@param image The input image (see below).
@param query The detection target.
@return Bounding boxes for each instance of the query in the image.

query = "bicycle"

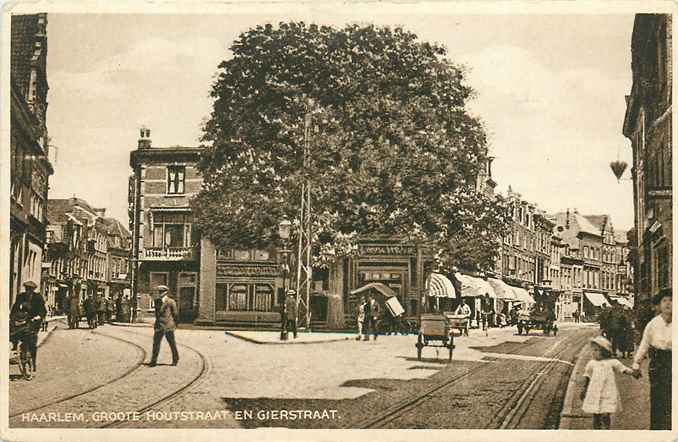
[10,327,34,381]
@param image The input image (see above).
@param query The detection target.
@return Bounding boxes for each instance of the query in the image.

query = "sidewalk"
[559,342,651,430]
[37,316,66,347]
[224,330,356,344]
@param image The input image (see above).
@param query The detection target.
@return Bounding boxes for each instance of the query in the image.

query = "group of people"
[9,281,47,380]
[580,289,671,430]
[65,292,133,329]
[355,294,381,341]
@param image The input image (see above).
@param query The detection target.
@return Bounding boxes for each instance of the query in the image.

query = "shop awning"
[585,292,610,307]
[487,278,516,300]
[511,286,535,304]
[425,273,456,298]
[610,295,634,308]
[350,282,396,298]
[455,273,496,298]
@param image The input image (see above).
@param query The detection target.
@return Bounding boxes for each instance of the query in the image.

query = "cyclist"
[10,296,33,380]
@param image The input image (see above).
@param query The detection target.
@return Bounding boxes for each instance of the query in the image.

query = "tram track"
[9,326,147,419]
[98,326,210,428]
[10,325,209,428]
[357,328,592,429]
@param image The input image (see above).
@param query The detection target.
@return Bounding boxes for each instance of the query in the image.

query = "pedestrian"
[96,294,106,326]
[116,294,123,322]
[580,335,637,429]
[632,288,672,430]
[454,299,471,336]
[368,294,380,340]
[84,293,97,329]
[105,296,114,323]
[283,290,298,340]
[12,281,46,376]
[573,309,580,323]
[355,297,367,341]
[68,292,81,329]
[121,295,131,323]
[149,285,179,367]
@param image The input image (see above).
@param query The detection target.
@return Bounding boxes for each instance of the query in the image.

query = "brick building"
[623,13,672,306]
[10,13,53,306]
[128,129,202,321]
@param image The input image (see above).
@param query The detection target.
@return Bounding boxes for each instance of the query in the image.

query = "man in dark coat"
[12,281,46,374]
[282,290,298,340]
[149,285,180,367]
[84,293,97,329]
[105,296,114,323]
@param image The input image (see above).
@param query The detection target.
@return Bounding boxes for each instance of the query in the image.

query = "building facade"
[44,198,131,311]
[10,13,53,306]
[129,129,202,321]
[623,13,672,306]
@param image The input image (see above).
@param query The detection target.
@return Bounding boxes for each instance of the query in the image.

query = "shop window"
[167,165,186,194]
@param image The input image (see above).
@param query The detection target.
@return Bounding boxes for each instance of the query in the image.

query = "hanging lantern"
[610,160,628,181]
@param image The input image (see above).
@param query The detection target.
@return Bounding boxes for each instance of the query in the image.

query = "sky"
[45,11,636,231]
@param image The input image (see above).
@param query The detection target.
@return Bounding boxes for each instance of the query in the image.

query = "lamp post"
[278,217,292,340]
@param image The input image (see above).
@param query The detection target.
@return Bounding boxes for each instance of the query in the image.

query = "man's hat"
[286,289,296,296]
[652,288,672,305]
[590,335,613,354]
[156,285,169,293]
[23,281,37,289]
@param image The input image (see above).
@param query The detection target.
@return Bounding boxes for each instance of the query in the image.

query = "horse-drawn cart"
[515,288,558,336]
[415,313,456,361]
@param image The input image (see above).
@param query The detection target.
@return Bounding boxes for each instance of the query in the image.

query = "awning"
[511,286,535,304]
[425,273,456,298]
[585,292,610,308]
[610,296,634,308]
[350,282,396,298]
[455,273,496,298]
[487,278,516,300]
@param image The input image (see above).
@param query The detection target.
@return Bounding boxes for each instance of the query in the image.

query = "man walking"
[368,294,380,340]
[149,285,179,367]
[67,292,80,329]
[84,293,97,328]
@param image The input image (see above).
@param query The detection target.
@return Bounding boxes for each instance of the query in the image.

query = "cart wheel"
[448,335,454,361]
[448,346,453,361]
[416,333,424,361]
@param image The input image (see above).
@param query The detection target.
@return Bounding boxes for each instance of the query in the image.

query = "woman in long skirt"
[632,288,672,430]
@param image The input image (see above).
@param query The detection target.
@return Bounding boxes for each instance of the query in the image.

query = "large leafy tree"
[193,22,510,271]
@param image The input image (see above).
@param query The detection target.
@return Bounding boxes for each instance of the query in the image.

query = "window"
[151,212,192,248]
[167,165,186,194]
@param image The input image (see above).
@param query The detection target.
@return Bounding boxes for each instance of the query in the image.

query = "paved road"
[9,321,596,429]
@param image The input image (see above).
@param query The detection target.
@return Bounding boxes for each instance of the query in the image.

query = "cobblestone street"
[10,320,598,429]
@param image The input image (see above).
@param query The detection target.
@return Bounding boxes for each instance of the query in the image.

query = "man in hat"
[283,290,298,340]
[632,288,672,430]
[84,292,97,329]
[13,281,46,374]
[149,285,179,367]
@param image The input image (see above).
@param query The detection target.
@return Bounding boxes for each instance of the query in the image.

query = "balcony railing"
[142,247,194,261]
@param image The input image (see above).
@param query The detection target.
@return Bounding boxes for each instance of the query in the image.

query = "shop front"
[487,277,517,317]
[455,273,496,327]
[583,291,610,320]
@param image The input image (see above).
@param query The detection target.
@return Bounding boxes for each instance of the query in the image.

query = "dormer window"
[167,165,185,194]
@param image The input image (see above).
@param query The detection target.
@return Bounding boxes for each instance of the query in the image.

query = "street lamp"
[278,216,292,340]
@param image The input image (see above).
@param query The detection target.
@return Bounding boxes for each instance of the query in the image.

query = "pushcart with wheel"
[415,313,455,362]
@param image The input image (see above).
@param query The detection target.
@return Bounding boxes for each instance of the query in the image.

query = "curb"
[224,330,353,345]
[558,335,594,428]
[37,318,63,347]
[111,321,152,328]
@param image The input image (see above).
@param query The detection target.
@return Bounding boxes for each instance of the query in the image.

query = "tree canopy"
[193,21,511,271]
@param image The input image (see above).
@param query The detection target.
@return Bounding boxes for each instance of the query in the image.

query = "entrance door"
[178,287,194,323]
[177,272,197,323]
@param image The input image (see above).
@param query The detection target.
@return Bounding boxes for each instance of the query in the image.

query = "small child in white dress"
[580,335,638,429]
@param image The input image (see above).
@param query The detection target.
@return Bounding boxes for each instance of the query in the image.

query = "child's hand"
[631,368,642,379]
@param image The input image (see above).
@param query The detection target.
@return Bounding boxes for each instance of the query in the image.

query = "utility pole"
[295,100,314,331]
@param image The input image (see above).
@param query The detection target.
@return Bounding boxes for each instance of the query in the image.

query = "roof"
[101,217,131,239]
[550,211,602,241]
[584,215,608,232]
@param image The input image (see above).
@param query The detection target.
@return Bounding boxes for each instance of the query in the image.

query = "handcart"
[415,313,455,362]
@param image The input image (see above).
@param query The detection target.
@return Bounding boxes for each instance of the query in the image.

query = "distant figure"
[68,293,80,329]
[96,295,106,326]
[355,296,367,341]
[454,299,471,336]
[84,293,97,329]
[367,294,380,340]
[283,290,298,340]
[149,285,179,367]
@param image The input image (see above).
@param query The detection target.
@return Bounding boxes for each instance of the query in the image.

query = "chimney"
[138,126,152,149]
[487,156,494,178]
[94,208,106,218]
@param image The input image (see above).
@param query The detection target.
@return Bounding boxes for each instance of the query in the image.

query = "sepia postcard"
[1,1,676,441]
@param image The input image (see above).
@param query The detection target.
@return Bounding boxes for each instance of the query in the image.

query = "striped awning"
[455,273,496,298]
[425,273,456,298]
[585,292,610,307]
[487,278,516,300]
[350,282,396,299]
[511,286,535,304]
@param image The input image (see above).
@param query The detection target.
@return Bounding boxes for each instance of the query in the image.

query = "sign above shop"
[216,263,280,277]
[359,244,415,256]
